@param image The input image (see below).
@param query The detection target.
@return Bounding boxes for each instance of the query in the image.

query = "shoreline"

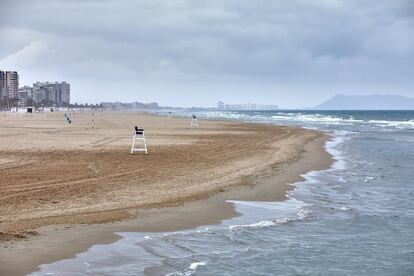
[0,112,332,276]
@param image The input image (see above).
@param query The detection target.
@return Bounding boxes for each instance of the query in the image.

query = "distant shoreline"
[0,111,332,276]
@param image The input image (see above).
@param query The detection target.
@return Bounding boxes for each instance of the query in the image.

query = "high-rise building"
[33,81,70,105]
[0,71,19,100]
[60,82,70,104]
[0,71,4,100]
[5,71,19,99]
[18,85,33,99]
[18,85,33,106]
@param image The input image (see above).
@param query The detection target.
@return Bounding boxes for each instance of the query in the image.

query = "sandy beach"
[0,111,331,275]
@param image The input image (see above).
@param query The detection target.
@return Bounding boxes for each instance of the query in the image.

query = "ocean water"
[33,110,414,276]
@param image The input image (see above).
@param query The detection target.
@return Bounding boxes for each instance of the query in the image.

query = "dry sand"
[0,111,332,276]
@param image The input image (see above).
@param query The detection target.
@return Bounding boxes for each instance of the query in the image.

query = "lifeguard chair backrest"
[135,126,144,134]
[192,115,197,119]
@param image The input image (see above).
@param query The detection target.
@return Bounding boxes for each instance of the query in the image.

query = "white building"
[220,102,279,110]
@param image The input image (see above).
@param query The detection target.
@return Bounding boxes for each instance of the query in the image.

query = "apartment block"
[33,81,70,105]
[18,85,33,106]
[0,71,4,100]
[0,71,19,100]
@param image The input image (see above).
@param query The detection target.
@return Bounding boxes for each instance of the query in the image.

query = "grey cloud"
[0,0,413,107]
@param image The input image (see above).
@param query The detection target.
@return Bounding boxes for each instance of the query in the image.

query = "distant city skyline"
[0,70,70,107]
[0,0,413,108]
[216,101,279,110]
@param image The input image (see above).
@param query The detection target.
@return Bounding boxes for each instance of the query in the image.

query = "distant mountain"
[313,94,414,110]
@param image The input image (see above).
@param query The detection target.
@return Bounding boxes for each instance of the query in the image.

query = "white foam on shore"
[229,220,278,231]
[189,261,207,270]
[166,261,207,276]
[227,198,313,232]
[368,119,414,129]
[325,132,347,171]
[195,110,414,131]
[364,176,375,182]
[271,113,362,125]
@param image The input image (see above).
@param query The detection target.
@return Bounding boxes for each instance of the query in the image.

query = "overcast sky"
[0,0,413,108]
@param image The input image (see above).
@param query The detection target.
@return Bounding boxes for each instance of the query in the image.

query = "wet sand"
[0,111,332,276]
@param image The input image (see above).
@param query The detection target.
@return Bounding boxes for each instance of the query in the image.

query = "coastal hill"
[313,94,414,110]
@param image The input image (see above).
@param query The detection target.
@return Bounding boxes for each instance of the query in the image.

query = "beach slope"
[0,112,331,275]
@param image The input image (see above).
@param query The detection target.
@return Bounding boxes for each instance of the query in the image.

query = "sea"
[32,110,414,276]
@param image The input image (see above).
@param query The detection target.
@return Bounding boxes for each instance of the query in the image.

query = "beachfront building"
[0,71,19,100]
[0,71,4,101]
[218,101,279,110]
[18,85,33,107]
[33,81,70,106]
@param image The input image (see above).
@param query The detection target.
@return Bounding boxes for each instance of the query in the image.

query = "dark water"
[33,110,414,276]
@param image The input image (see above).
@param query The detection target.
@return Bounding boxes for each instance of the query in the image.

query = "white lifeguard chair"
[190,115,198,128]
[131,126,148,154]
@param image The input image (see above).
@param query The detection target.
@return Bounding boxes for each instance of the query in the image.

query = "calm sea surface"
[33,110,414,276]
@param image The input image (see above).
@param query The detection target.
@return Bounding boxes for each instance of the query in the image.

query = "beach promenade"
[0,111,331,275]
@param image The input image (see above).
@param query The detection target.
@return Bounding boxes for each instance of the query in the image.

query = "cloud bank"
[0,0,413,107]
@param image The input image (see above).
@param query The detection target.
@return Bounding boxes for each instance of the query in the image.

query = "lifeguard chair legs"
[131,127,148,154]
[191,115,198,128]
